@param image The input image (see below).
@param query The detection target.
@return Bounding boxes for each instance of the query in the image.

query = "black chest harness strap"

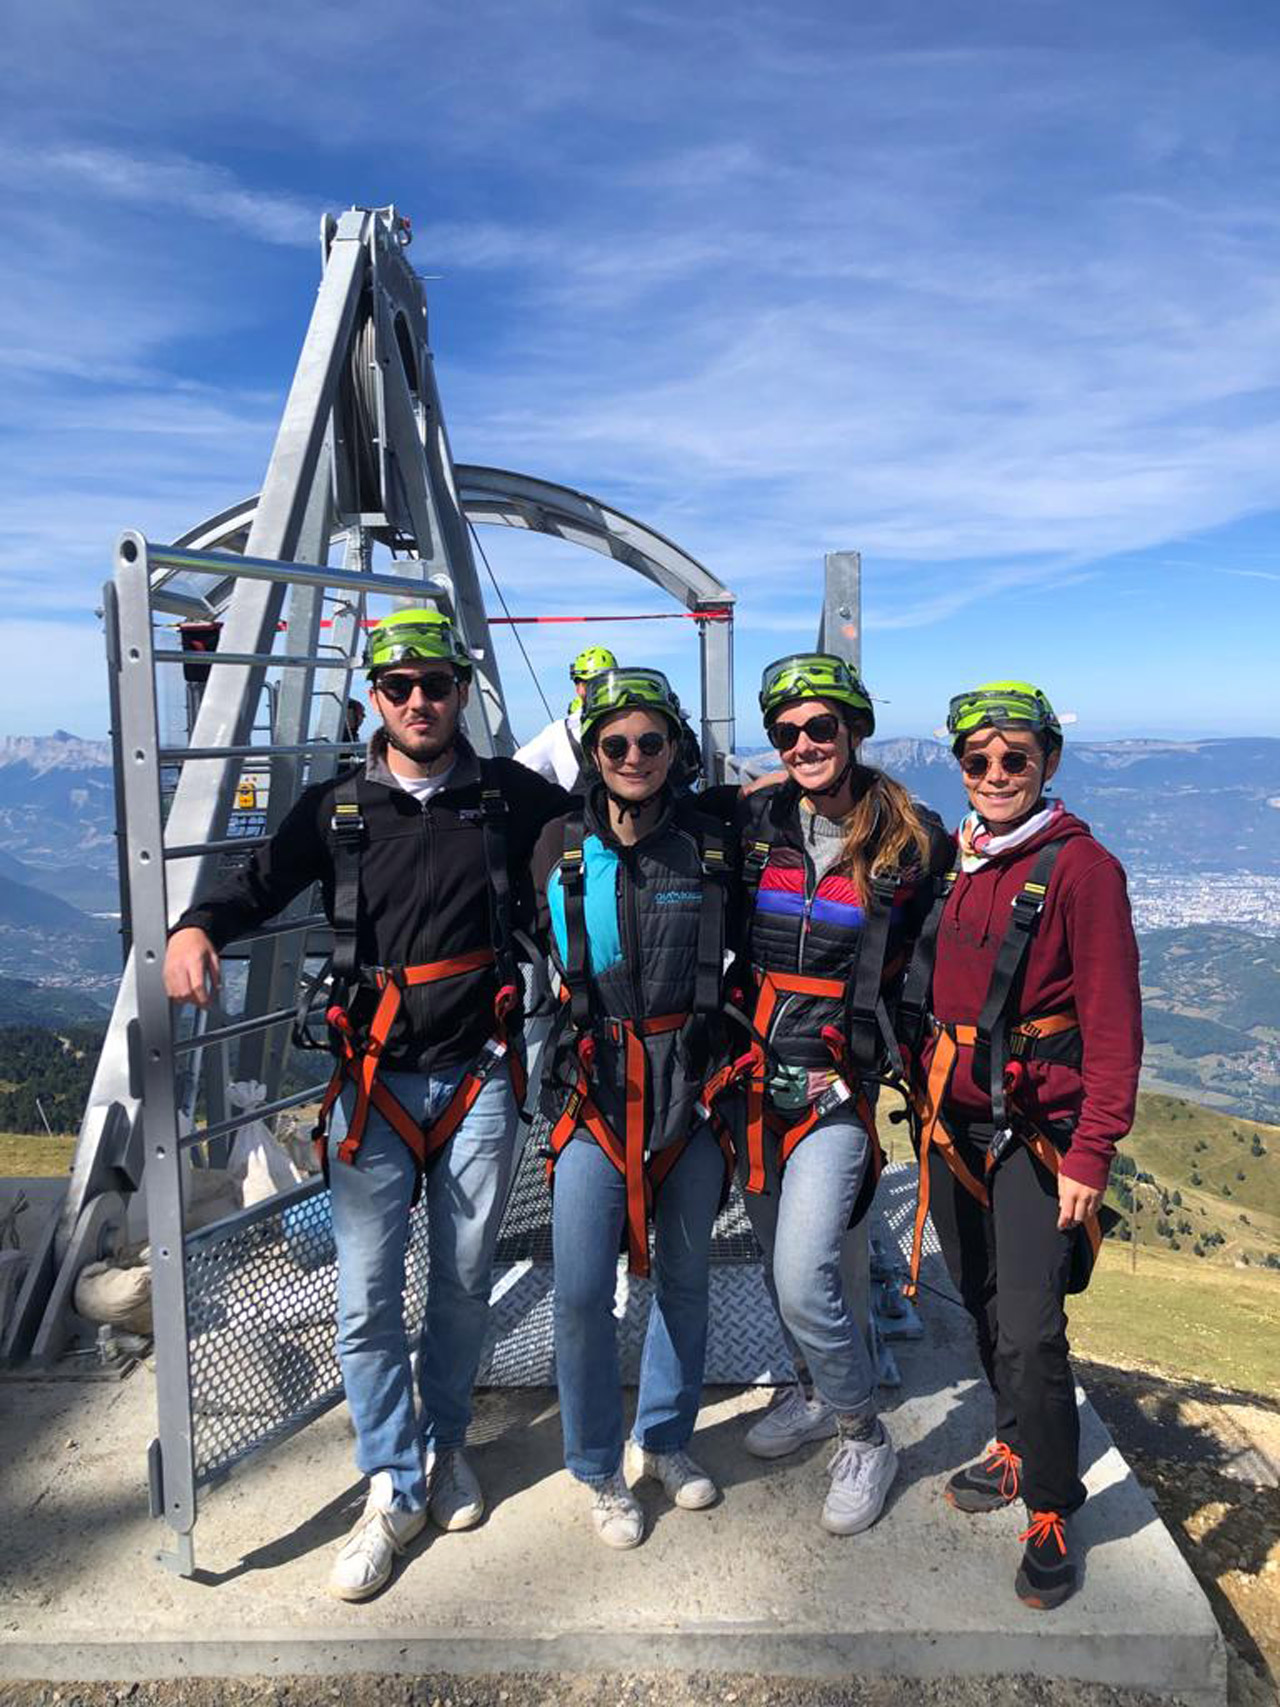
[898,838,1096,1295]
[306,765,526,1190]
[544,807,734,1277]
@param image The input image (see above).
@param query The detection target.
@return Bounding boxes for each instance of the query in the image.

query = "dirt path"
[1079,1358,1280,1705]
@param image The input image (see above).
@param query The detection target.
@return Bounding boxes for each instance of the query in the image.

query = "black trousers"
[926,1118,1086,1515]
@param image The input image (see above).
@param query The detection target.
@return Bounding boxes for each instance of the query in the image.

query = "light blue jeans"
[552,1125,724,1484]
[735,1104,878,1421]
[329,1064,518,1511]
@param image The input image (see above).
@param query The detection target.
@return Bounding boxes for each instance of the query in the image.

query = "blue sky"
[2,0,1280,743]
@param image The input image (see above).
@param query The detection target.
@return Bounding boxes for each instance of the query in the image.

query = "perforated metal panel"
[187,1181,429,1485]
[180,1156,936,1490]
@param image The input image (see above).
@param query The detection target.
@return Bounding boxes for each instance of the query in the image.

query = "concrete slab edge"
[0,1625,1228,1706]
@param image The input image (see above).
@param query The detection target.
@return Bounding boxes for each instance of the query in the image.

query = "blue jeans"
[553,1125,724,1484]
[736,1105,877,1421]
[329,1064,518,1511]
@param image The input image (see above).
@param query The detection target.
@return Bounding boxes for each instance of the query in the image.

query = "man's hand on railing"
[164,927,221,1008]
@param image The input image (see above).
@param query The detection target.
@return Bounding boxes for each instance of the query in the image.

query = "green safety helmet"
[580,667,683,744]
[946,680,1062,754]
[570,644,618,684]
[363,608,471,681]
[758,653,875,735]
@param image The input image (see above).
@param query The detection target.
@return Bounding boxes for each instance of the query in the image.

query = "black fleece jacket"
[173,734,568,1076]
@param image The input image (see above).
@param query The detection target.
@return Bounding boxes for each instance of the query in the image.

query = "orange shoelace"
[983,1441,1022,1501]
[1019,1509,1067,1555]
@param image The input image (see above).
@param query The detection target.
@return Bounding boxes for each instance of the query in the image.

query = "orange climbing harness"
[312,949,526,1179]
[544,1007,735,1277]
[903,1010,1100,1297]
[697,969,885,1207]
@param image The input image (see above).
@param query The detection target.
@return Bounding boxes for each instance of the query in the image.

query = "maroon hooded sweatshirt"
[924,808,1143,1192]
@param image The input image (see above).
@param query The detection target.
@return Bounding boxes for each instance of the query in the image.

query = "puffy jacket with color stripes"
[734,773,952,1072]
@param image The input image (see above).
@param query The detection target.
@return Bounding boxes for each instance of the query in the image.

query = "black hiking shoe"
[1015,1509,1077,1610]
[944,1441,1022,1513]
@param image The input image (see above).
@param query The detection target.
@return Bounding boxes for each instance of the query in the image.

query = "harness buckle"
[330,803,365,837]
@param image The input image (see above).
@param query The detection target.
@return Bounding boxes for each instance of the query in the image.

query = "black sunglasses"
[768,712,842,752]
[959,749,1035,779]
[599,731,669,761]
[374,670,456,706]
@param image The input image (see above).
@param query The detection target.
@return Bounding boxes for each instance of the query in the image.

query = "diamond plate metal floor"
[479,1159,937,1388]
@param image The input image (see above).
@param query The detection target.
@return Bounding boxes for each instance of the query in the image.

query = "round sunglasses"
[373,670,457,705]
[598,731,669,762]
[768,712,842,752]
[959,749,1037,779]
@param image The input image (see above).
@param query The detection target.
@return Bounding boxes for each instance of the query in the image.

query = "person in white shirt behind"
[514,646,618,791]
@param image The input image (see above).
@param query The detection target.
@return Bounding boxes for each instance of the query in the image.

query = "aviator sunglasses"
[599,731,669,761]
[768,712,842,752]
[959,749,1037,779]
[374,670,457,706]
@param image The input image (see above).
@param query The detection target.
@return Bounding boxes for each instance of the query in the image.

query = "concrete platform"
[0,1282,1226,1702]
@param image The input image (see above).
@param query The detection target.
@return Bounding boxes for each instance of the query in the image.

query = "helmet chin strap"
[605,779,668,820]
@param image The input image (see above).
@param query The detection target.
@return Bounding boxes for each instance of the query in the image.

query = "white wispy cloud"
[4,145,318,246]
[3,1,1280,742]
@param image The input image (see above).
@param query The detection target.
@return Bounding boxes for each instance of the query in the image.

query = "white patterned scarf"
[958,797,1065,873]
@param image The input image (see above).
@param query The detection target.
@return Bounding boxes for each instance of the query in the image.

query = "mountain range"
[0,728,1276,1016]
[823,736,1280,873]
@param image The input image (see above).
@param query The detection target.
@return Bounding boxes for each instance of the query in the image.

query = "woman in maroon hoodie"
[905,681,1141,1611]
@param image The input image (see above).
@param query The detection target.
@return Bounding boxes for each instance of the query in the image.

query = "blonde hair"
[838,767,929,898]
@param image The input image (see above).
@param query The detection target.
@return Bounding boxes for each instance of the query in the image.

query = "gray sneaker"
[821,1424,898,1536]
[744,1383,838,1460]
[425,1445,484,1532]
[625,1439,718,1509]
[589,1471,645,1549]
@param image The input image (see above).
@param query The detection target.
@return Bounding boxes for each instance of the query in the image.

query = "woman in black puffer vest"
[530,667,736,1552]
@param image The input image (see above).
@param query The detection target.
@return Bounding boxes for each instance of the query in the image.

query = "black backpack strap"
[896,861,958,1054]
[559,808,591,1030]
[972,838,1068,1131]
[740,786,778,900]
[477,759,516,986]
[328,772,365,988]
[843,872,903,1075]
[694,822,730,1015]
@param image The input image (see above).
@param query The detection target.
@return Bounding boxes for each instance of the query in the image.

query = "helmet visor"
[759,655,872,721]
[947,687,1056,738]
[366,618,461,673]
[581,667,680,733]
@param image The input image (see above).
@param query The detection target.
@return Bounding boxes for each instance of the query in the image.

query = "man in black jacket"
[165,609,567,1600]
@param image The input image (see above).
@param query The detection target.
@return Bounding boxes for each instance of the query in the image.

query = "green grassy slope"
[1071,1244,1280,1394]
[1110,1092,1280,1271]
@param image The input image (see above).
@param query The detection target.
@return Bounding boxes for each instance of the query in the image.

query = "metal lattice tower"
[3,205,738,1376]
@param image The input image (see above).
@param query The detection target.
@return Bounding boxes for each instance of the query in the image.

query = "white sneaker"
[821,1423,898,1536]
[624,1439,718,1510]
[327,1472,426,1600]
[744,1384,838,1460]
[425,1445,484,1532]
[588,1471,645,1549]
